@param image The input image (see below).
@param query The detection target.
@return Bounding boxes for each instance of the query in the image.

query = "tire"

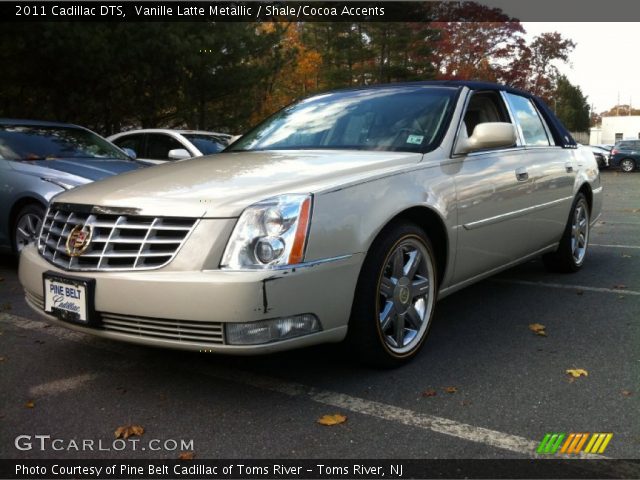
[347,222,438,367]
[619,158,636,173]
[543,193,590,273]
[12,203,45,254]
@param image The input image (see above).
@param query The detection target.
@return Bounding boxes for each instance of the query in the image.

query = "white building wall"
[594,116,640,144]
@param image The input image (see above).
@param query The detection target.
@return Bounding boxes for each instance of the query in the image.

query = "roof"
[355,80,531,97]
[109,129,230,137]
[0,118,83,129]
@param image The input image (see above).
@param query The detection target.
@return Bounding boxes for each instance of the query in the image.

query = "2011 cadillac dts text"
[19,82,603,366]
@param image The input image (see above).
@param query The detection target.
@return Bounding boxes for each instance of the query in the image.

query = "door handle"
[565,162,574,173]
[515,167,529,181]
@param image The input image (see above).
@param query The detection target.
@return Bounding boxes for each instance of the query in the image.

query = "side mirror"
[168,148,191,160]
[122,148,137,160]
[456,122,517,154]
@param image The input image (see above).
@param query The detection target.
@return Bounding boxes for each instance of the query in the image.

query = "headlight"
[221,194,312,269]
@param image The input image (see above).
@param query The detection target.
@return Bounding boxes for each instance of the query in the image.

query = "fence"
[570,131,590,145]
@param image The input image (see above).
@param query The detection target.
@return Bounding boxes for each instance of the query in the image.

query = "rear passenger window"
[505,93,551,146]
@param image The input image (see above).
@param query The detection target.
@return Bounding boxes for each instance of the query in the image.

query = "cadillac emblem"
[65,225,93,257]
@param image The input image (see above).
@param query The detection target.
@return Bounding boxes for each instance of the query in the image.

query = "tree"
[553,75,590,132]
[526,32,576,99]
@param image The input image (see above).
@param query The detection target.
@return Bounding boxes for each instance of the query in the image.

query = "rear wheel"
[12,203,45,254]
[347,223,437,367]
[620,158,636,173]
[543,193,590,273]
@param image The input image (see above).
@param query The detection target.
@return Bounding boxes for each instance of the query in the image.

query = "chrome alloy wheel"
[620,159,635,173]
[571,201,589,265]
[15,213,42,252]
[377,237,435,355]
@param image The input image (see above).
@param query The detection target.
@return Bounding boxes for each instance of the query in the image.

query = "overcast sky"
[521,23,639,113]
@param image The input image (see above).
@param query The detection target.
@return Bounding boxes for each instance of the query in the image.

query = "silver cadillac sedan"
[19,81,602,366]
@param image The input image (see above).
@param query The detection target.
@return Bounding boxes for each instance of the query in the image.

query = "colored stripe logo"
[537,433,613,455]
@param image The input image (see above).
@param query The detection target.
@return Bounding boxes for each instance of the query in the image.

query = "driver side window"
[463,91,511,137]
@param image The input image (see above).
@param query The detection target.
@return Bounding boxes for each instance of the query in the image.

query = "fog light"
[225,314,321,345]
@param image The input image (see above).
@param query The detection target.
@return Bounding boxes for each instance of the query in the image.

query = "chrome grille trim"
[38,205,198,271]
[101,313,225,344]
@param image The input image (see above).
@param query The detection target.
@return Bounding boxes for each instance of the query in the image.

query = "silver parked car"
[19,82,602,366]
[108,129,232,165]
[0,119,145,254]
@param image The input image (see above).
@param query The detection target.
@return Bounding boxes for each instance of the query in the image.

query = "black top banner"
[4,0,640,22]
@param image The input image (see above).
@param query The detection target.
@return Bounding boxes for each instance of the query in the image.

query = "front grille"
[38,205,197,271]
[101,313,225,344]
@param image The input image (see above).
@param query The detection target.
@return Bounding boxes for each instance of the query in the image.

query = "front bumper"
[19,245,364,354]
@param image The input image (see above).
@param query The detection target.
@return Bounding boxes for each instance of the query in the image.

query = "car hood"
[11,157,144,181]
[52,150,423,217]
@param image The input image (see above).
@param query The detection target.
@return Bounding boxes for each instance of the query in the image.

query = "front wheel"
[620,158,636,173]
[347,223,437,367]
[12,203,45,254]
[543,193,590,273]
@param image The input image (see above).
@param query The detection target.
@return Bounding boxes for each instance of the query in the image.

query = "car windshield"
[229,86,457,153]
[182,134,228,155]
[0,125,130,161]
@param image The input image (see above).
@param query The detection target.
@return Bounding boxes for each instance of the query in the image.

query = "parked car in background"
[108,129,232,164]
[19,81,602,367]
[0,119,145,253]
[609,140,640,172]
[581,145,610,169]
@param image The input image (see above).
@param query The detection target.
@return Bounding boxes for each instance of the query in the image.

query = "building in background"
[590,116,640,145]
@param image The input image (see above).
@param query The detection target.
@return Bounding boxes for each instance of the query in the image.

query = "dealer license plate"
[44,273,90,323]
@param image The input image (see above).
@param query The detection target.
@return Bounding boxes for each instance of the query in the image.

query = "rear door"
[503,92,574,247]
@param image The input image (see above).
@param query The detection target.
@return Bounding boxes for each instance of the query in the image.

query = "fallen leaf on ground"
[317,414,347,426]
[613,284,627,290]
[621,390,633,397]
[114,424,145,439]
[178,452,195,460]
[443,386,457,394]
[528,323,547,336]
[0,356,5,362]
[0,277,4,282]
[421,389,437,397]
[566,368,588,378]
[25,400,35,408]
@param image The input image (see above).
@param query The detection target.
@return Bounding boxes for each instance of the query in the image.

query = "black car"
[610,140,640,173]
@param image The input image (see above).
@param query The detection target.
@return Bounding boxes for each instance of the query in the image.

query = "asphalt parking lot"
[0,170,638,464]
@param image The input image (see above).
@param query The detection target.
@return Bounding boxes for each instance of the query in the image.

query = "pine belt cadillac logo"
[65,225,93,256]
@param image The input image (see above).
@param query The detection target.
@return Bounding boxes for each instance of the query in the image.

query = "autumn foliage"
[0,6,579,135]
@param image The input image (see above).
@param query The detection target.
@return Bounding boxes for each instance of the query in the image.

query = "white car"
[108,129,232,165]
